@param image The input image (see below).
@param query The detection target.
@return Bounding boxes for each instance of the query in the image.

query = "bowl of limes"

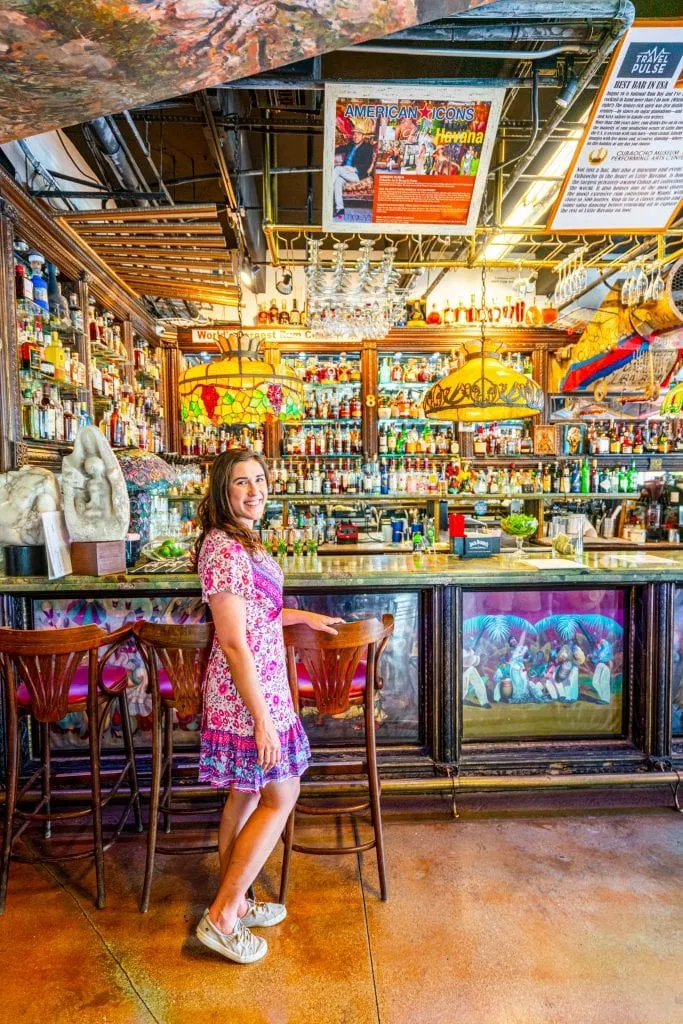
[143,537,191,562]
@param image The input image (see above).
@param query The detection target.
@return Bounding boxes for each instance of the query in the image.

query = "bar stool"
[279,614,394,903]
[0,623,142,913]
[134,621,221,913]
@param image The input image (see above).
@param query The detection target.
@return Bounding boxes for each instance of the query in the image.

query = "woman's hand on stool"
[283,609,344,635]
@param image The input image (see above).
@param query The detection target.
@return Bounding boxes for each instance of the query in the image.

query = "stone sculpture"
[0,466,61,545]
[61,426,130,541]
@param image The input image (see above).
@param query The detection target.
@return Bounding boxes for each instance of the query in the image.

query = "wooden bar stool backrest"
[283,615,394,716]
[0,625,109,723]
[134,622,214,717]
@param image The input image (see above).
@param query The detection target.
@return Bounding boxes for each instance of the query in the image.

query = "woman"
[192,449,342,964]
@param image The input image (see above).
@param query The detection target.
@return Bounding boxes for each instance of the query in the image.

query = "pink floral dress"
[198,528,310,792]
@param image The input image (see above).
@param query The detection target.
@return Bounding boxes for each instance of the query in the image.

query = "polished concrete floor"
[0,792,681,1024]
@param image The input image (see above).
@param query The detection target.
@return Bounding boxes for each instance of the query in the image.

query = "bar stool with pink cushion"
[0,623,142,913]
[134,620,221,913]
[279,614,394,903]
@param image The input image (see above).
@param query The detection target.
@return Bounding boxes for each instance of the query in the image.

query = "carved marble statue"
[61,427,130,541]
[0,466,61,545]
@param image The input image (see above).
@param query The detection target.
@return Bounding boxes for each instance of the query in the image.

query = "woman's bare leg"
[210,776,299,933]
[218,788,260,880]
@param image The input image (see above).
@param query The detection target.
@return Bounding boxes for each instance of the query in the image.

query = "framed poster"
[323,83,505,234]
[548,21,683,232]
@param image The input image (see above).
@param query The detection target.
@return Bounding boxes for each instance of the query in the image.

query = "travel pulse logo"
[617,41,683,78]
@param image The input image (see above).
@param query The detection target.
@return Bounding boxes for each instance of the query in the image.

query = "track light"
[275,269,293,295]
[556,66,579,109]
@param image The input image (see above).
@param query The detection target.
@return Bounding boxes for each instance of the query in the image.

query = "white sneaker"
[241,898,287,928]
[196,908,267,964]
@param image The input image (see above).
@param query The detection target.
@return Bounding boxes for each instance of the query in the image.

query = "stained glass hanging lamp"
[177,247,304,427]
[423,265,543,422]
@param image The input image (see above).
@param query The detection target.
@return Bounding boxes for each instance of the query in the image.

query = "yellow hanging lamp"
[423,339,544,422]
[178,331,304,427]
[423,265,543,423]
[660,381,683,417]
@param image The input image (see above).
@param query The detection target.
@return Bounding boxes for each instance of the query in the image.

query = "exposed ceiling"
[10,0,681,313]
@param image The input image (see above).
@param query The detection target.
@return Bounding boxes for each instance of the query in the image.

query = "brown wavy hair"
[191,448,269,568]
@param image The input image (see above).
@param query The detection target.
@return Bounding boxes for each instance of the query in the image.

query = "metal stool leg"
[278,808,296,905]
[118,693,143,833]
[365,691,387,901]
[162,706,173,835]
[40,722,52,840]
[87,691,106,910]
[0,707,20,914]
[141,695,163,913]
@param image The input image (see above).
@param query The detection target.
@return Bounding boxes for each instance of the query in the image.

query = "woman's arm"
[209,591,281,771]
[282,608,343,634]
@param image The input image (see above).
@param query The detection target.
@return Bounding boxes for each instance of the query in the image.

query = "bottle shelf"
[300,380,361,389]
[20,369,86,393]
[279,453,364,459]
[168,490,640,504]
[287,418,362,426]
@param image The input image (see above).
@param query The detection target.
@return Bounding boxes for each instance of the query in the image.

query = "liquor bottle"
[278,301,290,325]
[390,357,404,383]
[442,301,454,325]
[290,299,301,326]
[268,297,279,324]
[658,423,671,454]
[617,465,628,493]
[542,463,551,493]
[466,293,477,323]
[257,302,269,325]
[426,303,442,325]
[626,459,638,492]
[15,261,33,304]
[561,463,571,494]
[609,423,621,455]
[590,458,600,493]
[580,457,590,494]
[28,253,48,311]
[520,430,533,455]
[473,426,487,456]
[621,423,633,454]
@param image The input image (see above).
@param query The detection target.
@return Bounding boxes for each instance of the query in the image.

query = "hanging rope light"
[423,265,543,422]
[178,331,304,426]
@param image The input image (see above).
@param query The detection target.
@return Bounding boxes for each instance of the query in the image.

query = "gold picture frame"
[533,424,558,456]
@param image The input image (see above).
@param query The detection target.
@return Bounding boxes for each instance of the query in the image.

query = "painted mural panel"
[287,591,420,745]
[0,1,487,144]
[671,588,683,737]
[33,595,207,751]
[32,588,419,752]
[462,588,626,741]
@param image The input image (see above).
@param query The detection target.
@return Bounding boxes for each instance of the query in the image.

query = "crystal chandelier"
[306,239,405,340]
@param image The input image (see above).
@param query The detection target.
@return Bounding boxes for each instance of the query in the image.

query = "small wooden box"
[70,540,126,577]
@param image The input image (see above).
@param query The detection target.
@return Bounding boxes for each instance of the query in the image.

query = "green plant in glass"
[500,513,538,555]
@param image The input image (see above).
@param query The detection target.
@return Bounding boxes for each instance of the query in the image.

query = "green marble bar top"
[1,549,683,593]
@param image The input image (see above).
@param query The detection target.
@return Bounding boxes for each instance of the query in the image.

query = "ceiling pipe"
[120,110,174,206]
[214,90,267,293]
[89,116,150,207]
[342,42,593,59]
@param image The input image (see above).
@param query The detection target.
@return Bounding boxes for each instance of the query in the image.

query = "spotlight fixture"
[556,59,579,109]
[276,269,293,295]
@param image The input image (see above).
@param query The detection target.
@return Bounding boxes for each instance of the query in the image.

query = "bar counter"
[2,548,683,591]
[1,551,682,800]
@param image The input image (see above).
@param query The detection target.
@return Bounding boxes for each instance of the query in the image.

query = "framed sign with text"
[323,83,505,234]
[548,21,683,232]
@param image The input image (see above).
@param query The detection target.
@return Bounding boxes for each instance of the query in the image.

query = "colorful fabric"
[198,529,309,792]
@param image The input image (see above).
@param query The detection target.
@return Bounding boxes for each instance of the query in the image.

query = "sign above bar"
[323,82,505,235]
[177,325,312,351]
[177,326,230,352]
[548,21,683,232]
